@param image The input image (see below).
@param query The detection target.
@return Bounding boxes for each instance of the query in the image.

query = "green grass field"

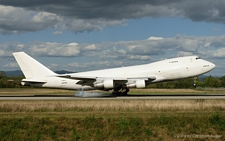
[0,88,225,140]
[0,99,225,140]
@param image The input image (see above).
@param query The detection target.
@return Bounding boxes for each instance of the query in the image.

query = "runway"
[1,94,225,100]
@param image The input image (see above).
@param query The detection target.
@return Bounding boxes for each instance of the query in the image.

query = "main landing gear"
[112,85,129,96]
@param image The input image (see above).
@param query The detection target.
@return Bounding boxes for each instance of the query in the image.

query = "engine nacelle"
[127,79,146,88]
[94,79,114,89]
[103,79,114,89]
[136,80,146,88]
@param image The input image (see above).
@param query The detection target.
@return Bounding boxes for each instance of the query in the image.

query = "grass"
[0,88,225,140]
[0,99,225,113]
[0,88,74,95]
[129,88,225,94]
[0,117,224,140]
[0,111,224,140]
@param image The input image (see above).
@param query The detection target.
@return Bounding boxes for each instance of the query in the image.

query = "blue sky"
[0,1,225,76]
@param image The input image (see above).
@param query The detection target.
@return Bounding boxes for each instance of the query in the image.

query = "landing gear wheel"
[112,88,129,96]
[122,88,129,96]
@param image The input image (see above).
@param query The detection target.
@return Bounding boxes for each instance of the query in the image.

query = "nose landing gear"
[193,77,197,87]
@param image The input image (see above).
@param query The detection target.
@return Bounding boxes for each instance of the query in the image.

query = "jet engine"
[127,79,146,88]
[136,79,146,88]
[94,79,114,89]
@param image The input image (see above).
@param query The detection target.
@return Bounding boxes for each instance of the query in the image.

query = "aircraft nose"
[202,60,215,73]
[208,61,216,70]
[211,63,216,69]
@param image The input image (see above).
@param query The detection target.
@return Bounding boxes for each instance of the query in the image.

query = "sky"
[0,0,225,76]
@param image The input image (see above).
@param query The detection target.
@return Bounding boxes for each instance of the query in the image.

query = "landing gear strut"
[193,77,197,87]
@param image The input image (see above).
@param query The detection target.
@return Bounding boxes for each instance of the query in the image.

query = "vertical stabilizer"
[13,52,56,79]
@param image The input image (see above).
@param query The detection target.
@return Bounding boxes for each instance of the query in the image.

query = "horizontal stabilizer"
[22,79,47,83]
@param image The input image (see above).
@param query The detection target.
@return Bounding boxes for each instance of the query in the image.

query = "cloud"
[211,48,225,58]
[67,61,114,71]
[0,5,125,34]
[127,55,151,61]
[1,35,225,60]
[0,5,126,34]
[48,63,60,70]
[176,51,193,57]
[0,42,25,57]
[147,36,164,40]
[1,35,225,59]
[4,62,18,68]
[53,31,63,35]
[0,1,180,19]
[1,35,225,76]
[0,5,61,34]
[29,42,81,57]
[1,0,225,34]
[62,18,126,33]
[82,44,97,51]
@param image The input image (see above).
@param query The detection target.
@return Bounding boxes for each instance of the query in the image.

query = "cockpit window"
[196,57,201,60]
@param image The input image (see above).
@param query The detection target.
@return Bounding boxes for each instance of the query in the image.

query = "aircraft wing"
[56,74,95,85]
[57,74,156,86]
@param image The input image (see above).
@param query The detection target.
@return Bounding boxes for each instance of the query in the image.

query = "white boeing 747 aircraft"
[13,52,215,95]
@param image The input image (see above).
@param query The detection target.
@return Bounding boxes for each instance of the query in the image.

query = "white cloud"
[1,35,225,60]
[128,55,151,60]
[204,42,211,47]
[29,42,81,57]
[1,35,225,76]
[83,44,97,51]
[176,51,193,57]
[147,36,164,40]
[32,12,59,23]
[4,62,18,68]
[68,61,111,68]
[0,5,62,34]
[53,31,63,35]
[212,48,225,58]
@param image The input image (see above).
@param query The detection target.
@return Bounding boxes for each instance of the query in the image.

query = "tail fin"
[13,52,56,79]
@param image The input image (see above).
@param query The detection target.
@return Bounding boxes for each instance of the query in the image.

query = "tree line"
[1,71,225,88]
[150,76,225,89]
[0,71,24,88]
